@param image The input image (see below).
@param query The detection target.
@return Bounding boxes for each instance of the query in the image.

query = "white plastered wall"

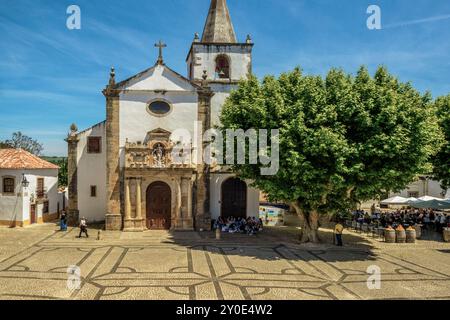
[26,169,59,220]
[0,169,24,222]
[390,179,448,199]
[0,168,58,224]
[118,65,199,167]
[77,122,107,222]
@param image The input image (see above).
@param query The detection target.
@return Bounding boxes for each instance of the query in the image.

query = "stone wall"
[105,91,122,230]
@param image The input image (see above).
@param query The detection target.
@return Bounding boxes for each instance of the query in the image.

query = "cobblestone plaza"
[0,224,449,300]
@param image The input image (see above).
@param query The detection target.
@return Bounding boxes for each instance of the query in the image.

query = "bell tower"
[186,0,254,84]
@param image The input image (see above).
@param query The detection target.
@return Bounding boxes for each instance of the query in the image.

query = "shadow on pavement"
[165,226,378,263]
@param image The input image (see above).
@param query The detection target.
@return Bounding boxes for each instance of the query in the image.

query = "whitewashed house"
[361,176,449,209]
[0,149,59,227]
[388,176,449,200]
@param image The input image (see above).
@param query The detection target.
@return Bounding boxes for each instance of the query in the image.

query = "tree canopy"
[1,132,43,156]
[0,141,10,149]
[220,66,443,242]
[432,95,450,189]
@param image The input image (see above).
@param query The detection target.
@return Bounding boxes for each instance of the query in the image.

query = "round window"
[148,101,171,116]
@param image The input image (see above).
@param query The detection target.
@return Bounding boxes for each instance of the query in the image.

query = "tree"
[220,66,443,243]
[432,95,450,190]
[5,132,43,156]
[0,141,11,149]
[44,157,68,187]
[57,158,68,187]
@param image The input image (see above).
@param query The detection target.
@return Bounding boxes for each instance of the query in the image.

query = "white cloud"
[384,14,450,29]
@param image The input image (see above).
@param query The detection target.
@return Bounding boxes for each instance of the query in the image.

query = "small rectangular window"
[37,178,44,198]
[90,186,97,198]
[87,137,102,154]
[3,177,15,193]
[43,201,49,214]
[408,191,419,198]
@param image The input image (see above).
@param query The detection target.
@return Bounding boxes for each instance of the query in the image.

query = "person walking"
[60,211,67,231]
[335,221,344,247]
[439,214,447,233]
[78,217,89,238]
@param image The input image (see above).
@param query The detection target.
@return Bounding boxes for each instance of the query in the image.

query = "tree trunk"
[291,202,321,243]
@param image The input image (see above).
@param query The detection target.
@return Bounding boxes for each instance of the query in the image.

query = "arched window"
[2,177,15,194]
[215,55,230,79]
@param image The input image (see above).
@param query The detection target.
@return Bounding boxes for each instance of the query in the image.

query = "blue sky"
[1,0,449,156]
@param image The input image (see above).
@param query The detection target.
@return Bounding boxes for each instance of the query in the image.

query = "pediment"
[144,128,172,144]
[115,64,200,92]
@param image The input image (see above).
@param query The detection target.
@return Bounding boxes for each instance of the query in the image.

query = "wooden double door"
[221,178,247,220]
[146,182,172,230]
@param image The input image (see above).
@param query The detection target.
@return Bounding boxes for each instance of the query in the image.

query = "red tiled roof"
[0,149,59,170]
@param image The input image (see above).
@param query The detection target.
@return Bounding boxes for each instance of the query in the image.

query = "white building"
[67,0,260,231]
[0,149,59,227]
[388,176,449,200]
[361,176,449,209]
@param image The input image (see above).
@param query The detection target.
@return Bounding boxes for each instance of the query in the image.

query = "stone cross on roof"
[155,40,167,65]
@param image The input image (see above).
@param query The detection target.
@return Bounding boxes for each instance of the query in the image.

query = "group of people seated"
[351,208,450,232]
[213,216,264,235]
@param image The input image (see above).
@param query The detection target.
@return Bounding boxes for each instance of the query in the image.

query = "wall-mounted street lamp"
[21,174,29,188]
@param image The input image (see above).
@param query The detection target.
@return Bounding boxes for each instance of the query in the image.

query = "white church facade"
[67,0,260,231]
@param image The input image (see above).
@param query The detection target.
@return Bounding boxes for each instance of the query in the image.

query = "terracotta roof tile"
[0,149,59,170]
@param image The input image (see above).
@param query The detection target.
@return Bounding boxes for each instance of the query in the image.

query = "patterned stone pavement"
[0,224,449,300]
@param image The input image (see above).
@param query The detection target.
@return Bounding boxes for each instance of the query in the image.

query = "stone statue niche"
[152,143,166,168]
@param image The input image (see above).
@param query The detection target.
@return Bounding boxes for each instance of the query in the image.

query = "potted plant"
[385,226,396,243]
[444,227,450,242]
[395,225,406,243]
[406,226,416,243]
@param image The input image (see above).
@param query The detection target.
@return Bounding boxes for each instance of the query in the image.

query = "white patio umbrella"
[417,196,443,202]
[381,196,408,205]
[405,197,419,204]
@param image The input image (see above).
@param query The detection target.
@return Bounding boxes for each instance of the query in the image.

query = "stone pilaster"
[195,87,214,231]
[134,178,144,231]
[173,177,194,231]
[65,124,79,226]
[124,177,144,232]
[126,178,132,219]
[103,68,122,231]
[185,177,193,220]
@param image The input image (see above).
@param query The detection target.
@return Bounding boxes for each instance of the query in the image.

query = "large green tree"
[220,66,443,243]
[432,95,450,190]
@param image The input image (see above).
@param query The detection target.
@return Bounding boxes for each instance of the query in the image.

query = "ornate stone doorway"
[221,178,247,220]
[146,181,172,230]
